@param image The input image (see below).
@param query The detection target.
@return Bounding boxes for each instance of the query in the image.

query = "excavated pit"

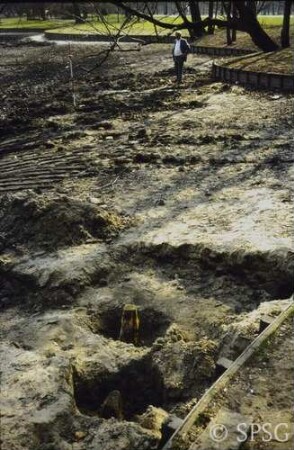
[73,356,165,420]
[134,244,294,300]
[88,305,172,346]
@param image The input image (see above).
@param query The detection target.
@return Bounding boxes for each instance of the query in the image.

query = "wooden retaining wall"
[212,62,294,91]
[44,31,175,43]
[190,45,252,56]
[44,31,253,57]
[162,299,294,450]
[0,31,41,43]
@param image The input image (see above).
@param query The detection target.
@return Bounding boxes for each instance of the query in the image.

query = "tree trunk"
[232,2,237,42]
[208,1,214,34]
[246,0,257,16]
[73,1,83,24]
[226,1,233,45]
[235,1,279,51]
[189,1,205,37]
[281,0,292,48]
[39,5,46,21]
[82,9,88,20]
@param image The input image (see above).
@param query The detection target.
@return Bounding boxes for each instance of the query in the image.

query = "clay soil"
[0,41,293,450]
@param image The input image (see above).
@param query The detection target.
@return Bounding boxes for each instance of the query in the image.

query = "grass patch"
[258,15,294,27]
[0,18,74,30]
[0,15,187,35]
[44,15,189,36]
[1,14,292,31]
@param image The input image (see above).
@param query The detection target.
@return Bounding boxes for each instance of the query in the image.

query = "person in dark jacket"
[172,31,190,84]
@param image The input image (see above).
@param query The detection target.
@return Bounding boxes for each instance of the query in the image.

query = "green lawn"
[44,15,188,36]
[0,17,74,29]
[258,15,294,27]
[0,14,293,35]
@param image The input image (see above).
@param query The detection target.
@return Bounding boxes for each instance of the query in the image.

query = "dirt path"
[0,42,293,450]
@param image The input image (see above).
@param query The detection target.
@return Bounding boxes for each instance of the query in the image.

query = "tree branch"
[202,17,247,32]
[175,1,191,26]
[110,1,187,30]
[110,1,247,33]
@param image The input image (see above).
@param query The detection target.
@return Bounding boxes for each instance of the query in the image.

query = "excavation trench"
[88,305,172,347]
[127,243,294,299]
[73,355,165,421]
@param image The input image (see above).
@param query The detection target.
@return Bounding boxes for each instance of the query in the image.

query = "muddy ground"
[181,310,294,450]
[0,41,293,450]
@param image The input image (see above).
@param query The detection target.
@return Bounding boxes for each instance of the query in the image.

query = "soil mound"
[0,193,130,251]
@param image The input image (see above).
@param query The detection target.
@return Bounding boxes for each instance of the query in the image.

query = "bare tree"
[223,1,233,45]
[246,0,257,16]
[71,5,144,76]
[207,1,215,35]
[221,1,237,44]
[189,1,205,37]
[232,2,237,42]
[256,1,268,14]
[281,0,293,48]
[233,0,278,51]
[72,1,83,24]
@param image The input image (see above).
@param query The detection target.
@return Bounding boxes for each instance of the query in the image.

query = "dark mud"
[0,192,132,252]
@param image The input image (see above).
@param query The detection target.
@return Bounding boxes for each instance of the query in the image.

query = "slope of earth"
[196,24,294,51]
[222,48,294,75]
[0,42,293,450]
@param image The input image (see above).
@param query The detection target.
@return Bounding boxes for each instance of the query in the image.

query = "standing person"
[172,31,190,84]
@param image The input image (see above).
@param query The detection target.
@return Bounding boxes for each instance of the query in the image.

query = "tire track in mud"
[0,145,99,192]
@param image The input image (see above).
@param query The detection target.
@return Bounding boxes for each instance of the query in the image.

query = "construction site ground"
[0,41,293,450]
